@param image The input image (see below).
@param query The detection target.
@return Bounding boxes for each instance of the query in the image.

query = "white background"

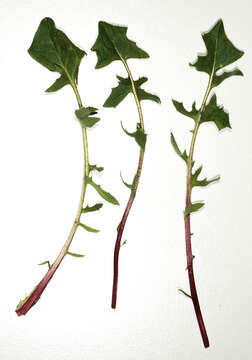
[0,0,251,359]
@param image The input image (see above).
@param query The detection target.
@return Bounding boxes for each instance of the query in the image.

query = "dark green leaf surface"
[28,18,86,91]
[75,107,100,128]
[104,76,160,107]
[191,166,220,188]
[212,68,243,88]
[201,94,231,130]
[82,203,103,213]
[89,164,104,173]
[86,177,119,205]
[172,100,199,121]
[67,251,85,258]
[190,19,244,83]
[170,133,188,163]
[184,202,204,216]
[91,21,149,69]
[121,122,147,150]
[79,223,100,233]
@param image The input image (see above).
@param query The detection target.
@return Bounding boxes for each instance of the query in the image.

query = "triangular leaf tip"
[28,17,86,92]
[91,21,149,69]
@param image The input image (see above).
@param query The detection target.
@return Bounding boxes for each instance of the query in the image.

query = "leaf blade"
[86,177,119,205]
[28,17,86,91]
[91,21,149,69]
[78,223,100,233]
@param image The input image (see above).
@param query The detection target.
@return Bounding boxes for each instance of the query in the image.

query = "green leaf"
[191,165,220,188]
[172,100,199,121]
[184,202,204,216]
[28,17,86,92]
[120,172,132,190]
[190,19,244,85]
[178,288,192,299]
[120,172,138,199]
[170,132,188,163]
[91,21,149,69]
[121,122,147,150]
[89,164,104,173]
[38,260,51,269]
[79,223,100,233]
[212,68,243,88]
[75,107,100,128]
[67,251,85,258]
[121,239,127,247]
[82,203,103,214]
[86,176,119,205]
[104,76,160,107]
[201,93,231,130]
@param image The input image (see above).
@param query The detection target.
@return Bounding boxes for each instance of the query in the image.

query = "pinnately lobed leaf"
[28,17,86,92]
[184,202,205,216]
[200,94,231,130]
[91,21,149,68]
[121,122,147,150]
[190,19,244,87]
[75,107,100,128]
[86,176,119,205]
[104,76,160,107]
[172,100,199,122]
[82,203,103,213]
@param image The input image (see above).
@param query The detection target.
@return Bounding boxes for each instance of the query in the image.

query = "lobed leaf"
[170,133,188,163]
[201,93,231,130]
[121,122,147,150]
[104,76,160,107]
[91,21,149,69]
[82,203,103,214]
[172,100,199,121]
[78,223,100,233]
[86,176,119,205]
[212,68,243,88]
[89,164,104,173]
[28,17,86,92]
[67,251,85,258]
[75,107,100,128]
[190,19,244,85]
[184,202,204,216]
[191,165,220,188]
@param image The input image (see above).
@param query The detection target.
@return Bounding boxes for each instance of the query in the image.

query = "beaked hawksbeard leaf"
[82,203,103,214]
[67,251,85,258]
[190,19,244,87]
[28,17,86,92]
[75,107,100,128]
[184,202,205,216]
[104,76,160,107]
[201,93,230,130]
[79,223,100,233]
[91,21,149,69]
[89,164,104,173]
[121,122,147,150]
[170,133,188,163]
[191,166,220,188]
[172,100,199,122]
[86,176,119,205]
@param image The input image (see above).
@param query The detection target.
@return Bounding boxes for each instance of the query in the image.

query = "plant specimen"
[91,21,160,309]
[171,19,244,347]
[16,18,119,316]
